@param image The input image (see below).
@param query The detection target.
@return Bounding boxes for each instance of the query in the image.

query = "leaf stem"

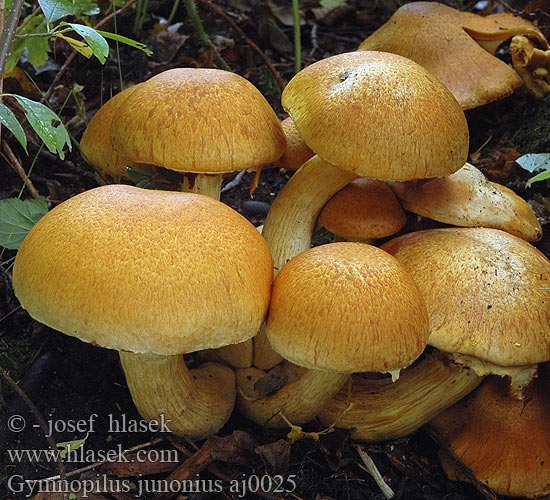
[184,0,231,71]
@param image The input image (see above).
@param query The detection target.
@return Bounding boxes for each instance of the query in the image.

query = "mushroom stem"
[119,352,236,439]
[182,173,223,200]
[201,340,253,369]
[236,366,350,427]
[254,156,357,369]
[317,353,483,442]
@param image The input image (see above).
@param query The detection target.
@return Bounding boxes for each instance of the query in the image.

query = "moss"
[512,94,550,154]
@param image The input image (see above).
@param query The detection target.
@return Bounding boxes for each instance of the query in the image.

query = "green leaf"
[66,24,109,64]
[527,169,550,187]
[0,103,27,152]
[96,30,153,56]
[5,15,50,73]
[39,0,99,24]
[0,197,48,250]
[55,433,89,459]
[12,96,71,159]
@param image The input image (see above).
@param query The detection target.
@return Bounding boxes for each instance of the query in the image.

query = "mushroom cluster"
[12,4,550,496]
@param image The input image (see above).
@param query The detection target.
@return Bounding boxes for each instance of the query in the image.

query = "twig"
[30,437,165,482]
[0,366,68,500]
[0,304,21,323]
[166,434,193,456]
[356,445,394,499]
[43,0,137,102]
[184,0,231,71]
[198,0,285,90]
[221,169,246,193]
[2,139,40,198]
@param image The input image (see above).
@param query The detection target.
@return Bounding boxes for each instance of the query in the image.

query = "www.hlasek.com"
[7,473,299,498]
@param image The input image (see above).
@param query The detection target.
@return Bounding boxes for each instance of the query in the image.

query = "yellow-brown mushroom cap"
[381,228,550,367]
[318,178,406,240]
[431,375,550,498]
[275,116,315,171]
[358,2,545,109]
[110,68,286,174]
[281,51,468,180]
[80,86,141,180]
[388,163,542,241]
[13,185,273,355]
[266,242,430,373]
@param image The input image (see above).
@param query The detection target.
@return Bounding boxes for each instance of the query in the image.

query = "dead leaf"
[254,367,288,396]
[148,29,190,65]
[255,439,291,472]
[208,430,258,464]
[317,427,354,471]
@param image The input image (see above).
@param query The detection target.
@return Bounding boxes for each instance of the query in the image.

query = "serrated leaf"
[66,23,109,64]
[527,169,550,187]
[12,96,71,159]
[96,30,153,56]
[0,197,48,250]
[516,153,550,173]
[0,103,27,152]
[56,33,93,59]
[39,0,99,24]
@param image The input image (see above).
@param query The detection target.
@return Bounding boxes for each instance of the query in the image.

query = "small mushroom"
[381,227,550,399]
[238,243,429,427]
[388,163,542,241]
[430,375,550,498]
[13,185,273,438]
[358,2,550,108]
[318,178,406,243]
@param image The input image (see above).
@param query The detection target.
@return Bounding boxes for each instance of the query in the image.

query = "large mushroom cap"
[267,242,429,373]
[13,185,273,355]
[318,178,406,240]
[358,2,546,109]
[110,68,285,174]
[388,163,542,241]
[281,51,468,180]
[381,228,550,367]
[431,375,550,497]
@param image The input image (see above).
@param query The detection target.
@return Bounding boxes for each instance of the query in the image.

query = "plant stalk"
[292,0,301,73]
[184,0,231,71]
